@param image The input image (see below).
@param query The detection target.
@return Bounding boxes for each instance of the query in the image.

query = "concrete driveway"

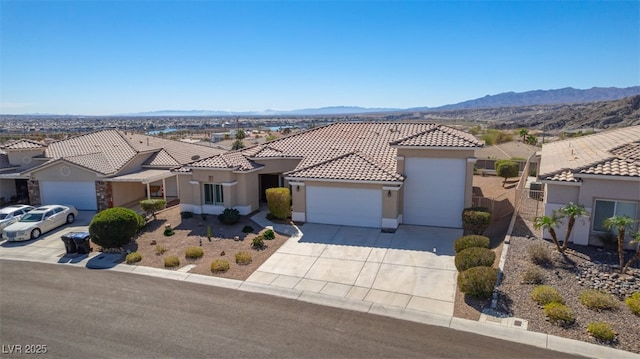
[247,222,462,316]
[0,211,95,263]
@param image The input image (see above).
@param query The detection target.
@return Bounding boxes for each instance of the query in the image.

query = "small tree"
[526,134,538,145]
[622,232,640,274]
[231,139,244,150]
[495,160,519,187]
[603,215,635,273]
[89,207,140,249]
[235,129,246,140]
[139,199,166,220]
[518,128,529,142]
[266,187,291,219]
[558,202,588,252]
[534,211,564,253]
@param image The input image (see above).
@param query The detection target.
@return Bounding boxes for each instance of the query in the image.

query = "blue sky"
[1,1,638,115]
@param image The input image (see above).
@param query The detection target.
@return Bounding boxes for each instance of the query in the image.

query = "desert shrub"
[587,322,616,342]
[163,224,175,236]
[164,255,180,268]
[136,214,147,232]
[252,236,265,250]
[454,247,496,272]
[527,243,551,265]
[211,259,230,273]
[543,302,575,326]
[461,207,491,235]
[482,129,513,145]
[531,285,564,306]
[218,208,240,224]
[454,235,490,253]
[180,211,193,218]
[457,266,498,299]
[625,292,640,315]
[155,244,168,255]
[266,187,291,219]
[185,246,204,259]
[235,251,252,265]
[125,252,142,264]
[495,160,519,186]
[242,225,254,233]
[263,229,276,240]
[139,199,166,219]
[89,207,140,249]
[579,290,619,311]
[521,267,544,284]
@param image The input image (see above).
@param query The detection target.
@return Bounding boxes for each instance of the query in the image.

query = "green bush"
[586,322,616,342]
[218,208,240,224]
[521,267,544,284]
[495,160,519,186]
[263,229,276,240]
[461,208,491,235]
[242,225,254,233]
[139,199,166,219]
[125,252,142,264]
[454,247,496,272]
[531,285,564,306]
[266,187,291,219]
[252,236,265,250]
[211,259,230,273]
[89,207,140,249]
[527,243,551,265]
[155,244,167,255]
[457,266,498,299]
[454,235,490,253]
[543,302,575,326]
[164,255,180,268]
[235,251,252,265]
[136,214,147,232]
[163,224,175,236]
[579,290,619,311]
[625,292,640,315]
[185,246,204,259]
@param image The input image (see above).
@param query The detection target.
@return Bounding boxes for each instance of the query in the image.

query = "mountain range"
[126,86,640,116]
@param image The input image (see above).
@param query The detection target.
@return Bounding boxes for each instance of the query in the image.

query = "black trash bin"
[61,234,78,254]
[70,232,91,254]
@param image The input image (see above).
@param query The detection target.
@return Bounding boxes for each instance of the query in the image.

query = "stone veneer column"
[95,181,113,211]
[27,180,41,206]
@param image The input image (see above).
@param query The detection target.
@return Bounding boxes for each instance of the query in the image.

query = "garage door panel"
[403,158,465,228]
[40,181,97,210]
[306,186,381,228]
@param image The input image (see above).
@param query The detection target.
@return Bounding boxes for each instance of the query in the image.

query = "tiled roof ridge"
[52,155,114,175]
[389,124,440,145]
[576,156,640,176]
[154,148,181,165]
[285,150,402,180]
[0,138,47,149]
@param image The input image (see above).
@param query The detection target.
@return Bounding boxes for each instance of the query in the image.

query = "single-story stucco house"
[538,125,640,247]
[0,130,225,210]
[176,122,483,230]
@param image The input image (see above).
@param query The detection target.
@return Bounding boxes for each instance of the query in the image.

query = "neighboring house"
[538,125,640,247]
[0,130,225,211]
[176,123,482,230]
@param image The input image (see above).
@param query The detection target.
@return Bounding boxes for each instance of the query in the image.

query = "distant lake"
[146,128,178,135]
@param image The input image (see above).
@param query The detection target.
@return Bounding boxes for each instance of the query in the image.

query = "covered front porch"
[104,169,180,212]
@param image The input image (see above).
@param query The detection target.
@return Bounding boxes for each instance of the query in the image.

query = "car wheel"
[66,213,75,224]
[31,228,41,240]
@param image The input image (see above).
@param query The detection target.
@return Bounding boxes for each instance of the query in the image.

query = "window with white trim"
[592,199,637,232]
[204,184,224,205]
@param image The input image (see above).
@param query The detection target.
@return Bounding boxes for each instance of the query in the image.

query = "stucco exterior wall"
[6,149,45,169]
[254,158,301,174]
[117,152,153,175]
[111,182,145,207]
[31,162,99,182]
[0,179,16,201]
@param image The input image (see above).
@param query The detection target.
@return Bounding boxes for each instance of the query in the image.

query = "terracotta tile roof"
[286,152,405,182]
[540,126,640,182]
[0,139,46,150]
[188,152,262,171]
[39,130,225,175]
[180,122,481,181]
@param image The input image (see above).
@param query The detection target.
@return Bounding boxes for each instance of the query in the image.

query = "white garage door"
[40,181,97,210]
[306,186,382,228]
[403,158,466,228]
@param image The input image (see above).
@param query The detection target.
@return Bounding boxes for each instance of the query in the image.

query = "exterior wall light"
[296,185,300,192]
[387,190,392,197]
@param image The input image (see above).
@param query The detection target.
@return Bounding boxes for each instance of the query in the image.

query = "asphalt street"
[0,260,584,359]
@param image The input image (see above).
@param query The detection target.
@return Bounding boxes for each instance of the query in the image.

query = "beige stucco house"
[176,123,482,230]
[0,130,225,210]
[538,125,640,247]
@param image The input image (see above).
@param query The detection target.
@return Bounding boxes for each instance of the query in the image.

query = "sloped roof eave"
[282,176,404,186]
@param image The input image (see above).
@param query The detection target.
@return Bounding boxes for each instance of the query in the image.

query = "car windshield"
[20,213,44,222]
[0,213,7,220]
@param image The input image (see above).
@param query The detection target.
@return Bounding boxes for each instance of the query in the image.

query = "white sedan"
[0,205,35,233]
[2,205,78,241]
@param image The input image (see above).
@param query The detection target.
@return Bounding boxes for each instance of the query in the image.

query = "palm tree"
[518,128,529,143]
[558,202,588,252]
[526,134,537,145]
[534,211,564,252]
[603,215,635,273]
[621,231,640,274]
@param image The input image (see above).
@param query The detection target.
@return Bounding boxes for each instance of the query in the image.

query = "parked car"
[2,205,78,241]
[0,205,36,233]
